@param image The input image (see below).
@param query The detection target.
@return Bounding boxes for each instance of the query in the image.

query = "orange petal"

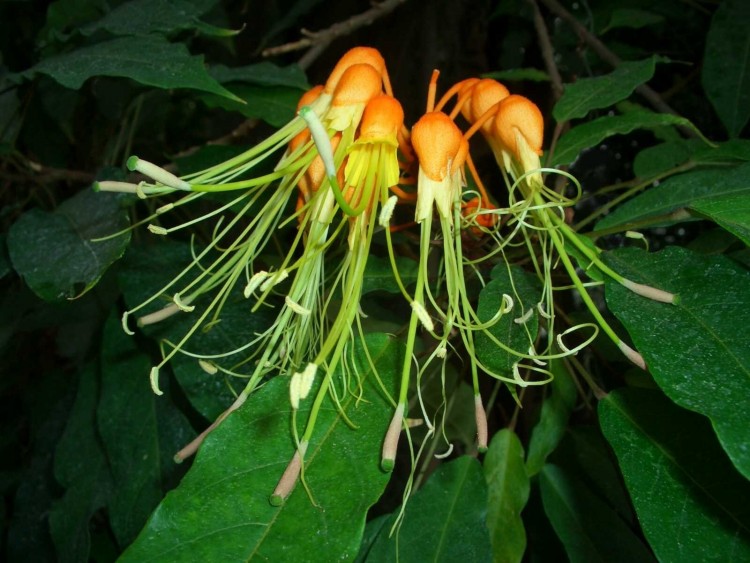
[330,63,383,108]
[491,94,544,157]
[324,47,386,94]
[467,79,510,127]
[411,112,466,181]
[303,133,342,193]
[296,85,324,111]
[358,95,404,143]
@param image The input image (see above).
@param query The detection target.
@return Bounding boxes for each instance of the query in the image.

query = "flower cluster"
[97,46,675,505]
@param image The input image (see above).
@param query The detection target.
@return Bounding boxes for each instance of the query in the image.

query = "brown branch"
[526,0,564,101]
[539,0,685,121]
[262,0,409,70]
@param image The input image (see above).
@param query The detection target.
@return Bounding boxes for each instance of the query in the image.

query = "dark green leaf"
[554,56,666,122]
[604,246,750,478]
[702,0,750,137]
[552,111,704,167]
[23,35,242,102]
[354,514,390,563]
[484,430,529,563]
[97,313,194,547]
[362,254,417,295]
[601,9,664,33]
[49,365,113,563]
[260,0,326,47]
[526,360,577,476]
[199,84,301,126]
[600,388,750,561]
[367,457,493,562]
[7,189,130,301]
[120,333,399,561]
[595,161,750,231]
[540,464,655,563]
[211,62,310,90]
[475,265,542,375]
[633,141,692,178]
[81,0,229,38]
[483,68,550,82]
[689,192,750,245]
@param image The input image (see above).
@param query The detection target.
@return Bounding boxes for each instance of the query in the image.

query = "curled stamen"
[157,203,174,214]
[121,312,135,336]
[127,156,191,191]
[150,366,163,396]
[299,363,317,400]
[514,307,533,325]
[557,333,576,355]
[436,344,447,359]
[378,195,398,227]
[290,372,302,409]
[434,443,454,459]
[173,293,195,312]
[285,296,311,316]
[148,224,168,235]
[244,271,269,298]
[260,270,289,292]
[411,301,434,332]
[529,345,547,366]
[501,294,514,313]
[537,301,552,319]
[199,359,218,375]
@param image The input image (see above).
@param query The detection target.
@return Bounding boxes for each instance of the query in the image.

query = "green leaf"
[49,364,113,563]
[120,333,399,561]
[23,35,242,102]
[210,62,310,90]
[526,360,577,476]
[604,246,750,478]
[81,0,231,38]
[475,265,542,375]
[601,9,664,33]
[595,161,750,231]
[484,430,529,563]
[482,68,550,82]
[7,190,130,301]
[97,313,194,547]
[199,84,301,126]
[554,56,666,122]
[689,192,750,245]
[540,464,655,563]
[552,111,704,167]
[633,141,692,178]
[702,0,750,137]
[600,388,750,561]
[362,254,417,295]
[366,456,493,562]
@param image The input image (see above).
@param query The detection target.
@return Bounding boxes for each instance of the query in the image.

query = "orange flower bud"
[462,197,499,234]
[324,47,387,94]
[331,63,383,108]
[411,112,467,182]
[464,79,509,127]
[491,94,544,158]
[301,133,342,195]
[296,85,324,111]
[357,95,404,144]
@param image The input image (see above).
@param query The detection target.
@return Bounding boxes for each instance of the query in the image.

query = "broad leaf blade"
[198,84,301,126]
[604,246,750,477]
[702,0,750,137]
[600,388,750,561]
[7,189,130,301]
[24,35,242,102]
[366,456,493,562]
[540,464,655,563]
[552,111,703,167]
[120,333,399,562]
[595,161,750,231]
[689,192,750,245]
[97,313,194,547]
[554,56,665,122]
[484,429,529,563]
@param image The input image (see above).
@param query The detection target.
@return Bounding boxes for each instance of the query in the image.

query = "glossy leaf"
[595,161,750,231]
[23,35,242,102]
[526,360,577,476]
[601,8,664,33]
[362,254,417,295]
[702,0,750,137]
[552,111,703,167]
[120,333,399,561]
[97,314,194,547]
[689,192,750,245]
[475,264,542,375]
[554,56,666,122]
[81,0,231,38]
[366,456,492,562]
[540,464,655,563]
[632,141,693,178]
[600,388,750,561]
[484,429,529,563]
[199,84,302,126]
[604,246,750,477]
[48,365,112,563]
[210,62,310,90]
[7,190,130,301]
